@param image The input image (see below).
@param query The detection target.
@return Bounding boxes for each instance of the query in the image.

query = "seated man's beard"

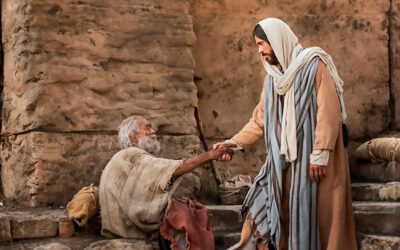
[137,134,161,154]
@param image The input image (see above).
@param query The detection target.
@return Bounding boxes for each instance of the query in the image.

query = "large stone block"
[0,132,120,207]
[350,161,400,182]
[0,214,11,242]
[390,0,400,130]
[2,0,197,135]
[156,135,204,159]
[206,205,242,233]
[6,210,65,239]
[353,201,400,235]
[352,182,400,202]
[192,0,390,142]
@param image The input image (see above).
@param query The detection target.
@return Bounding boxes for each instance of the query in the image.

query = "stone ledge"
[353,202,400,236]
[215,232,241,250]
[357,233,400,250]
[0,209,66,240]
[352,182,400,201]
[350,161,400,183]
[206,205,242,233]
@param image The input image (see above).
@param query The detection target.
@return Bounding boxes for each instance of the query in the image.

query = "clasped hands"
[213,142,327,183]
[212,142,236,162]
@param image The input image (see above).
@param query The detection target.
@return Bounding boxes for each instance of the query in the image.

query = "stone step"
[215,232,241,250]
[206,205,243,233]
[350,161,400,182]
[0,206,244,246]
[357,233,400,250]
[353,202,400,236]
[0,208,66,241]
[352,182,400,201]
[0,237,155,250]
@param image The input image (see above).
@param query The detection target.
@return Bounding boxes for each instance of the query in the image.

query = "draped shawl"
[241,56,320,250]
[258,18,346,163]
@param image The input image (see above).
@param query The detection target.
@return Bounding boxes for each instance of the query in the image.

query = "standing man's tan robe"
[232,61,357,250]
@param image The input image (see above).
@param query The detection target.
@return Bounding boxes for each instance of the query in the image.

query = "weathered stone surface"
[0,214,12,242]
[215,232,241,250]
[352,182,400,201]
[33,243,71,250]
[1,209,65,239]
[2,0,197,135]
[358,233,400,250]
[350,161,400,182]
[191,0,389,17]
[0,132,206,207]
[173,172,202,199]
[0,234,104,249]
[84,239,155,250]
[353,202,400,235]
[192,0,390,142]
[390,0,400,130]
[0,132,120,207]
[156,135,203,159]
[206,205,242,232]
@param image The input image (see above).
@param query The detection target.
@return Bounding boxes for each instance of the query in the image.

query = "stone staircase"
[0,205,243,249]
[351,160,400,249]
[1,161,399,249]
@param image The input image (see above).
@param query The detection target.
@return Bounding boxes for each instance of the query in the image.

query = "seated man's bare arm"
[173,144,236,176]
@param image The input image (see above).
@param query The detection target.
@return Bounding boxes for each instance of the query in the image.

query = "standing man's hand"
[310,164,327,183]
[213,142,236,162]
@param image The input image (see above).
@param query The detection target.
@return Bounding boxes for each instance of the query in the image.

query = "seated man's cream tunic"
[99,147,183,239]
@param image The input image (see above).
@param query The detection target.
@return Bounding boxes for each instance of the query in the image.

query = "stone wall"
[1,0,205,207]
[190,0,395,179]
[1,0,399,206]
[391,0,400,130]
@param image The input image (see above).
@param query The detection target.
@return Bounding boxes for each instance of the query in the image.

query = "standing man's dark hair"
[252,24,269,43]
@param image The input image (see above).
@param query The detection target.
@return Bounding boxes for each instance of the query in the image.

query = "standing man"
[215,18,357,250]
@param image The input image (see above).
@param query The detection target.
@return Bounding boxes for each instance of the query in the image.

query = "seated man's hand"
[212,142,236,162]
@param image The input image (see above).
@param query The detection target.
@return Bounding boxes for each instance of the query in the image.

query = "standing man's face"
[254,35,279,66]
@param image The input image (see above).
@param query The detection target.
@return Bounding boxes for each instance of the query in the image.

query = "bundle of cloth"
[66,184,99,227]
[354,137,400,163]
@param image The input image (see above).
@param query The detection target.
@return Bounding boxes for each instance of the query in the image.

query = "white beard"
[137,134,161,154]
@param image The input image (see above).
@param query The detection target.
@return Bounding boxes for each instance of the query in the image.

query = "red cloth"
[160,197,214,250]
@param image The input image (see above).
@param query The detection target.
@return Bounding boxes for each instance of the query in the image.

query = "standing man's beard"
[138,134,161,154]
[262,52,279,66]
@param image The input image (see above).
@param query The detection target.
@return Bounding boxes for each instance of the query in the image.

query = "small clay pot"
[59,218,75,238]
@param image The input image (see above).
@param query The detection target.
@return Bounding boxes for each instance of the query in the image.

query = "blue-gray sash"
[241,57,320,250]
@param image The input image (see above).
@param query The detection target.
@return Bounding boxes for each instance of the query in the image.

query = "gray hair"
[118,116,140,149]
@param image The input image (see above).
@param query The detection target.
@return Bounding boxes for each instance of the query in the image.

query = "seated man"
[99,115,234,239]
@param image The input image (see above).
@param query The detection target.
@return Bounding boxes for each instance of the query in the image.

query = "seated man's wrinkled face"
[135,117,161,154]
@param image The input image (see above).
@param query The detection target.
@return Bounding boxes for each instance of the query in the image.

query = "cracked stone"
[0,214,11,242]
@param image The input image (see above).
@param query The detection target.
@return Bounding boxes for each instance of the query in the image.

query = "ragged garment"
[160,197,214,250]
[99,147,183,239]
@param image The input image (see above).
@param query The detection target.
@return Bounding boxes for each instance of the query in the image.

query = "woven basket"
[219,185,249,205]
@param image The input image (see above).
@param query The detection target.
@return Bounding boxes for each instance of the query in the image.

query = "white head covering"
[258,18,347,162]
